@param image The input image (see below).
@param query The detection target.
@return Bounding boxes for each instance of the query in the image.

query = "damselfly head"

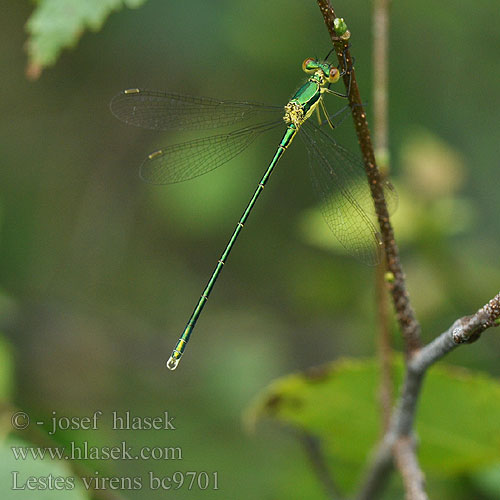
[301,58,340,85]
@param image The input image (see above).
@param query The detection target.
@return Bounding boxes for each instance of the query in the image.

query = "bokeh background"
[1,0,499,498]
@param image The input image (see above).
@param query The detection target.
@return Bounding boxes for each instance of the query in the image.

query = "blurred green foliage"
[0,435,89,499]
[1,0,499,498]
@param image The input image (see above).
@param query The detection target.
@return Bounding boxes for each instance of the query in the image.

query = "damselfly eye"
[302,58,317,74]
[328,67,340,83]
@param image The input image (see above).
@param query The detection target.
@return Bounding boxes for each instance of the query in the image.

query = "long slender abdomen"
[166,124,298,370]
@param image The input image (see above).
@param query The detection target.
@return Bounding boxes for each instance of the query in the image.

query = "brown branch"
[375,264,394,431]
[372,0,394,432]
[371,5,426,496]
[373,0,391,163]
[316,0,421,355]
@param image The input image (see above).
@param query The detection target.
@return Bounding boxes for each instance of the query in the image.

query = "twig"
[300,431,344,499]
[372,0,394,432]
[451,294,500,343]
[373,0,390,164]
[375,265,394,431]
[316,0,421,355]
[393,436,428,500]
[410,292,500,373]
[375,267,392,404]
[356,292,500,499]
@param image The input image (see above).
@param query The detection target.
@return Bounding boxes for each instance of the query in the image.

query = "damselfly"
[110,56,394,370]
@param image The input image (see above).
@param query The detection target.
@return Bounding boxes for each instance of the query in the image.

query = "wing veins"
[110,89,283,131]
[301,123,382,265]
[140,120,283,184]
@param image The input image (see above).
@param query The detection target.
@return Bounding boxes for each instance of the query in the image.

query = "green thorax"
[283,79,322,128]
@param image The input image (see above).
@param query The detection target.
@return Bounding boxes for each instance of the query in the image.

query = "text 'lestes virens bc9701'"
[110,53,395,371]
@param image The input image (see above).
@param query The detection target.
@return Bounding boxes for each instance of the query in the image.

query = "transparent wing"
[110,89,283,131]
[140,120,283,184]
[301,122,397,265]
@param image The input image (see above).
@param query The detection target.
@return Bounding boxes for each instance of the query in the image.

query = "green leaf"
[245,358,500,491]
[25,0,147,78]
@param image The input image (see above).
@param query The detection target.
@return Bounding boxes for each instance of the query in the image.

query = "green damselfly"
[110,56,395,370]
